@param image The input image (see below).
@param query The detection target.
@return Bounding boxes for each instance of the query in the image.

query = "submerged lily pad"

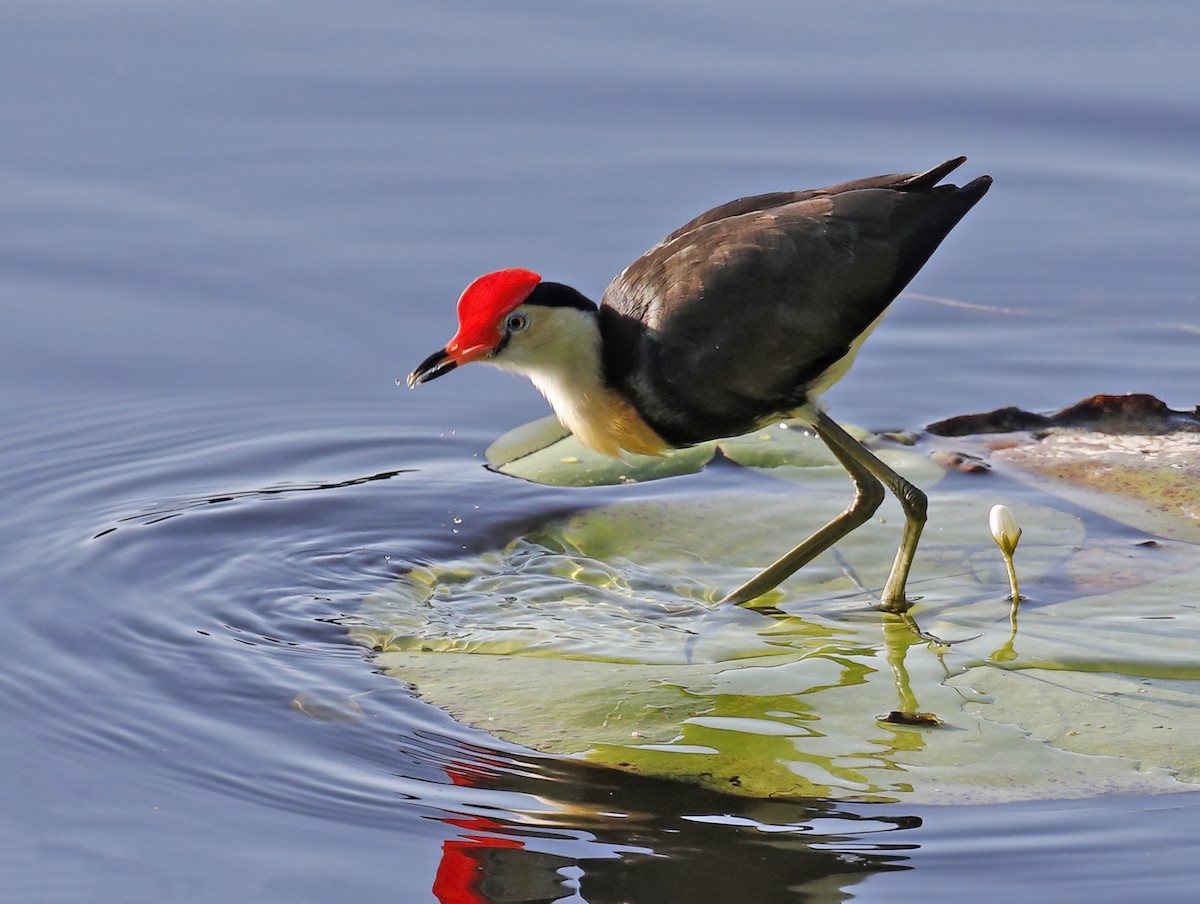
[358,446,1200,802]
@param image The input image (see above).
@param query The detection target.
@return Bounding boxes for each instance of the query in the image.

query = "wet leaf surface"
[359,417,1200,803]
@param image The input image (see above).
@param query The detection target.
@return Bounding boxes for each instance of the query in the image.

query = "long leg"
[815,413,926,611]
[720,411,926,612]
[720,416,885,606]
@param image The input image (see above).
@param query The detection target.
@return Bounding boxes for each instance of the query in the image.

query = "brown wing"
[655,157,969,246]
[600,162,991,446]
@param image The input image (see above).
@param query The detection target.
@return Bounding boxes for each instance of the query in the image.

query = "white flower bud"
[989,504,1022,603]
[989,504,1022,557]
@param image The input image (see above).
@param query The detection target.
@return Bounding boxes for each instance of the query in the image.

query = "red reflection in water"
[432,813,527,904]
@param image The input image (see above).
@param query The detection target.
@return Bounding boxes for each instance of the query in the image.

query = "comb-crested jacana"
[409,157,991,610]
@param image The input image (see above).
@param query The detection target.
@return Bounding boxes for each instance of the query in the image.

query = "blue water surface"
[2,1,1198,901]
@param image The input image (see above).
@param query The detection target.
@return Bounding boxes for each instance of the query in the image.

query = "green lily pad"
[484,414,573,465]
[484,415,913,488]
[356,445,1200,802]
[369,412,1200,802]
[485,414,714,486]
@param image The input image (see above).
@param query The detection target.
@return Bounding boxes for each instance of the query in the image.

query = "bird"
[408,157,992,611]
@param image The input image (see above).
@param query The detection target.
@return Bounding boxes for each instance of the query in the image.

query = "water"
[2,1,1198,901]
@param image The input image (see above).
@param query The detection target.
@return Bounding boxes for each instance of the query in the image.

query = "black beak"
[406,348,457,388]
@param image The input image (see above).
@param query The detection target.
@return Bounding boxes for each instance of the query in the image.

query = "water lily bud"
[989,504,1022,557]
[989,504,1022,604]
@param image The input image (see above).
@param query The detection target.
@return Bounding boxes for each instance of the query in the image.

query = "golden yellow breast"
[605,391,671,457]
[567,388,670,459]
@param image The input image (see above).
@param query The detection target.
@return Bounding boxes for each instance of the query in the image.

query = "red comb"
[447,268,542,359]
[457,269,542,329]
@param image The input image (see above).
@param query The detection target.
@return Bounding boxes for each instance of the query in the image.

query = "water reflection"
[406,733,915,903]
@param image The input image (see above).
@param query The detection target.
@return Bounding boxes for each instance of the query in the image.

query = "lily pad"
[357,452,1200,802]
[484,414,710,486]
[366,407,1200,802]
[484,415,906,488]
[488,426,716,487]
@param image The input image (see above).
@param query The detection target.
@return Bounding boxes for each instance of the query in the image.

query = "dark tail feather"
[958,173,994,205]
[900,156,968,191]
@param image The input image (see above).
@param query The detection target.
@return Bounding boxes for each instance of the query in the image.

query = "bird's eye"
[505,312,529,333]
